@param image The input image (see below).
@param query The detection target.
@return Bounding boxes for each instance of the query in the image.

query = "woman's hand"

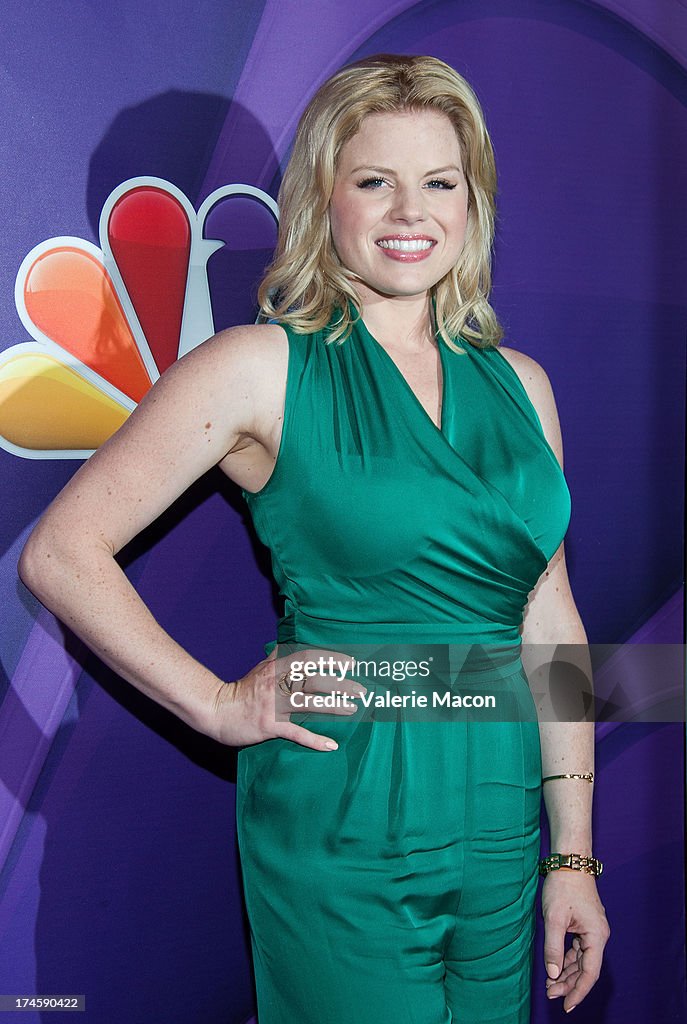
[542,870,610,1012]
[203,647,367,751]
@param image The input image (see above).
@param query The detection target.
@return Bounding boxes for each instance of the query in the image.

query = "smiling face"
[328,108,470,308]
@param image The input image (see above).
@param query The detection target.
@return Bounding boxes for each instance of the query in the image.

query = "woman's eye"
[355,176,458,190]
[357,177,387,189]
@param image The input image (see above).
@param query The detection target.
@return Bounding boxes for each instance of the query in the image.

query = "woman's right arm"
[17,324,356,751]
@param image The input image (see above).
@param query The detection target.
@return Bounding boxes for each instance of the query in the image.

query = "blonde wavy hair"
[257,53,503,350]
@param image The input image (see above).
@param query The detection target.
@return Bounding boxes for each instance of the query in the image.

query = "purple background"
[1,1,685,1021]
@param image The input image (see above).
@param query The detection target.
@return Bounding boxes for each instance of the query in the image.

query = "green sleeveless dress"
[237,313,571,1024]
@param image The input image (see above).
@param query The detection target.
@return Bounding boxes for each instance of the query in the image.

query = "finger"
[546,949,580,988]
[276,682,364,719]
[282,697,360,717]
[546,963,581,996]
[275,674,363,712]
[563,945,581,971]
[550,936,584,979]
[563,937,605,1011]
[298,674,368,697]
[546,946,581,983]
[274,672,363,698]
[275,704,358,723]
[274,691,359,721]
[543,918,567,980]
[280,647,359,674]
[278,649,368,690]
[276,719,341,751]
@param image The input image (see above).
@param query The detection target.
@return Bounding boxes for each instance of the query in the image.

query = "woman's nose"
[390,185,426,223]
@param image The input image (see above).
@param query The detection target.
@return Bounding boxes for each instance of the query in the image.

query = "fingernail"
[324,740,338,750]
[566,1005,577,1013]
[546,962,560,979]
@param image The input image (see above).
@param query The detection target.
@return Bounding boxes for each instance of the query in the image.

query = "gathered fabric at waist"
[266,610,528,695]
[279,609,521,646]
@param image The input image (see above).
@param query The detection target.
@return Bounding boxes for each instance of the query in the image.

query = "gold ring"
[278,670,307,696]
[277,670,294,696]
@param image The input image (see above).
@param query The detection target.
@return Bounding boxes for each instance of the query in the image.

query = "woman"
[19,54,609,1023]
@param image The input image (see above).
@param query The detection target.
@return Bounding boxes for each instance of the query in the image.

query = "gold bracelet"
[539,853,603,877]
[542,771,594,784]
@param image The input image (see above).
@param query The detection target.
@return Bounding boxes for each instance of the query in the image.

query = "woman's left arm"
[499,347,611,1013]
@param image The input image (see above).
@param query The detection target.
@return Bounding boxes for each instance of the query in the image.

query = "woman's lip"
[377,247,435,263]
[375,235,436,242]
[375,236,437,262]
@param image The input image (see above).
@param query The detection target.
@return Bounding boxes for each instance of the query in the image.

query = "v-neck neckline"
[355,314,450,440]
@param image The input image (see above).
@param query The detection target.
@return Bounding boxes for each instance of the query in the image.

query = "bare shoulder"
[497,344,548,393]
[207,320,287,357]
[180,321,287,384]
[18,322,291,559]
[166,321,288,437]
[497,344,564,467]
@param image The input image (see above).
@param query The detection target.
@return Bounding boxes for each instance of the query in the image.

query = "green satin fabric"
[237,314,571,1023]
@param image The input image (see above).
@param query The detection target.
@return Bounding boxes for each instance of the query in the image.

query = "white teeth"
[377,238,433,252]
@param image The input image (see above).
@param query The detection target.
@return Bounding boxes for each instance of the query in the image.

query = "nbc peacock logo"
[0,177,279,460]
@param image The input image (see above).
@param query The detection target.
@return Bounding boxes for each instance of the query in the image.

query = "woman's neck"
[355,291,435,354]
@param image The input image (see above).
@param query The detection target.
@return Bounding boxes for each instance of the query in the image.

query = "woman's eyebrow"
[423,165,463,175]
[349,165,396,175]
[349,164,463,175]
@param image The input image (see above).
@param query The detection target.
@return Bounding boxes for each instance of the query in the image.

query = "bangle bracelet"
[542,771,594,784]
[539,853,603,877]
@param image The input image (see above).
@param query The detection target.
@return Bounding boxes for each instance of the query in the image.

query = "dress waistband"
[282,611,521,645]
[270,612,525,686]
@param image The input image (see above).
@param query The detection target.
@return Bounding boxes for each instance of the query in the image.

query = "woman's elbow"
[18,524,57,597]
[17,517,81,600]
